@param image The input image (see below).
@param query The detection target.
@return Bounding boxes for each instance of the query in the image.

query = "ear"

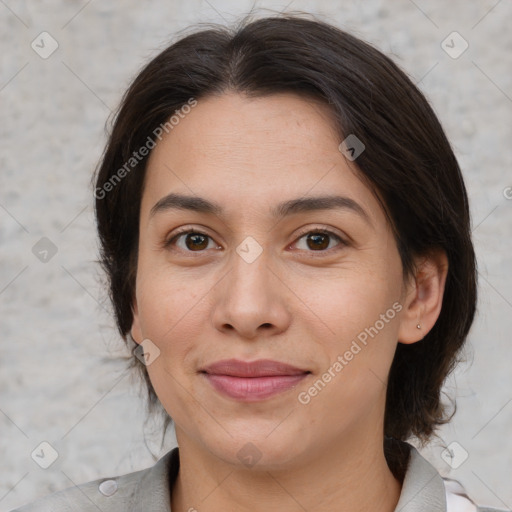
[130,295,143,345]
[397,249,449,344]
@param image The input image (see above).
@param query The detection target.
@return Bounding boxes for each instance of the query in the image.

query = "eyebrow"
[149,193,372,226]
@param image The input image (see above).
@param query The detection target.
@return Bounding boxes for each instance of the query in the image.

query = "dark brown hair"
[92,12,477,472]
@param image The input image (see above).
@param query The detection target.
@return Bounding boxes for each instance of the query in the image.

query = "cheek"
[295,272,402,429]
[296,264,402,343]
[135,268,206,359]
[137,272,206,415]
[297,263,404,408]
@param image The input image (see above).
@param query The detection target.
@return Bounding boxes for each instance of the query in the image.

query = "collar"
[394,443,447,511]
[129,446,178,511]
[131,443,447,511]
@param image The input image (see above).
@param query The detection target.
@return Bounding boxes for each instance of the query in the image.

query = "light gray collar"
[394,444,447,511]
[129,447,177,511]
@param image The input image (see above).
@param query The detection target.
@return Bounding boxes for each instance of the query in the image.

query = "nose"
[210,245,292,340]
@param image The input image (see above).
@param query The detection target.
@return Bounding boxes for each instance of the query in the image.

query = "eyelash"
[163,225,347,256]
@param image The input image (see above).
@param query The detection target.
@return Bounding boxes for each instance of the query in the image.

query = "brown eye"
[184,232,209,251]
[165,230,218,252]
[294,229,345,253]
[306,232,330,250]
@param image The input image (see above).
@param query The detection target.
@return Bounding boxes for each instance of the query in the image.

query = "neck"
[170,428,403,512]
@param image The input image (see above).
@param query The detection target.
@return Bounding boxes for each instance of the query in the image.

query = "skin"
[130,92,448,512]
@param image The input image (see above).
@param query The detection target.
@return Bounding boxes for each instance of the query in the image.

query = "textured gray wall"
[1,1,511,510]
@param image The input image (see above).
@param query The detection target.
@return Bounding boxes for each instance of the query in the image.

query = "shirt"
[11,443,509,512]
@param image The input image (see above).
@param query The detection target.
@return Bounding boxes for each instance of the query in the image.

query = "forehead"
[147,91,340,165]
[141,92,382,227]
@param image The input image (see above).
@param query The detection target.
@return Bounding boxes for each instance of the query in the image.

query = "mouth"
[200,359,311,401]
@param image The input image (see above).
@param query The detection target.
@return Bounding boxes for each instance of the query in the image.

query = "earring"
[416,323,422,329]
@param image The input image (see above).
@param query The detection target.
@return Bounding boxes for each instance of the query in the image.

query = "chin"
[200,425,311,471]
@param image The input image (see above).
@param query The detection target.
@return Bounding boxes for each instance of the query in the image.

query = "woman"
[12,13,508,512]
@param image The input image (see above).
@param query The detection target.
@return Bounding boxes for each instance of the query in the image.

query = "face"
[131,92,411,469]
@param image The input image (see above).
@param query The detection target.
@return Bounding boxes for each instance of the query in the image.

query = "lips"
[201,358,309,377]
[200,359,310,401]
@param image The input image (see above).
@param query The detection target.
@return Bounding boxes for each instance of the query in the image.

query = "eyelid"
[293,224,347,243]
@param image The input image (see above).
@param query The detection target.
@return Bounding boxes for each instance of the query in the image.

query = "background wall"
[1,1,511,510]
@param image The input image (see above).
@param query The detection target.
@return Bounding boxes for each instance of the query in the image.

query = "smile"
[200,358,310,401]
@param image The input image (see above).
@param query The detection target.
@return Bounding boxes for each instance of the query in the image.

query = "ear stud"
[416,324,422,329]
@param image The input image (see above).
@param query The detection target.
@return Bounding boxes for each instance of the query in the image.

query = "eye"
[292,228,346,253]
[164,229,220,252]
[164,226,347,255]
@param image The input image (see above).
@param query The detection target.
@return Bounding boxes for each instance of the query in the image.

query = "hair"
[92,12,477,476]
